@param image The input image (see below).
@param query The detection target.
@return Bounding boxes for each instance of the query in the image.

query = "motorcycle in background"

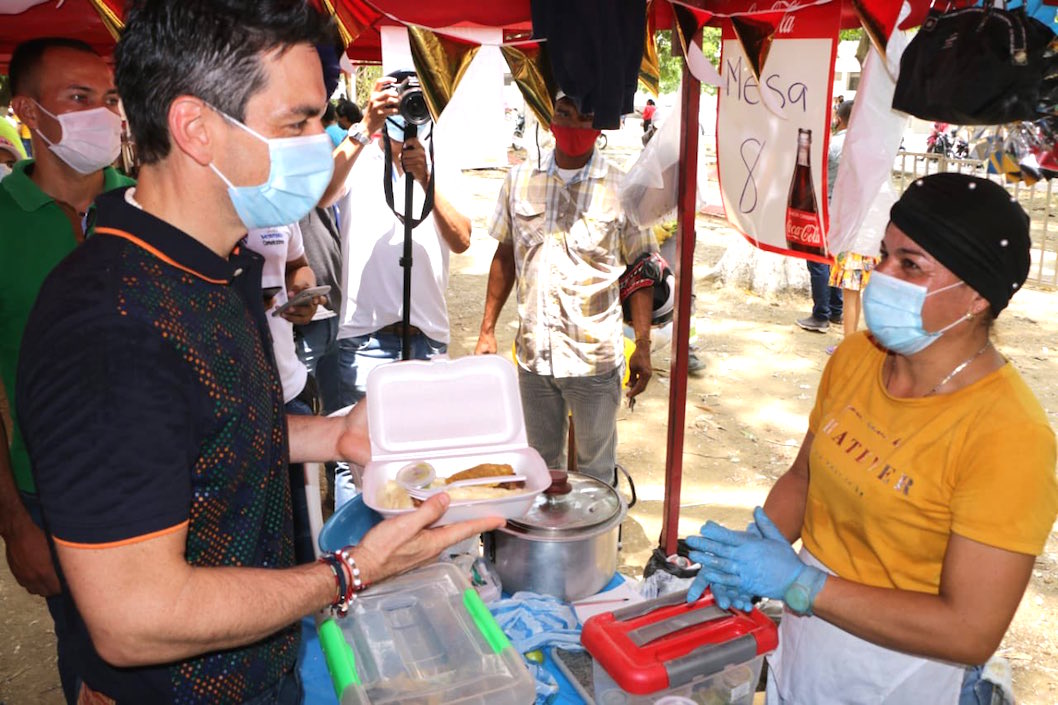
[927,123,970,159]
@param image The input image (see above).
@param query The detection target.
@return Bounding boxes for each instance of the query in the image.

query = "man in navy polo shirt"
[16,2,501,703]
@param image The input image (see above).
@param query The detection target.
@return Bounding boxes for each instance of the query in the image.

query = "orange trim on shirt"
[94,227,230,285]
[54,520,189,550]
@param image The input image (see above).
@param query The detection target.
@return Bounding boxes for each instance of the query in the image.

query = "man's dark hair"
[835,99,854,125]
[10,37,99,98]
[115,0,331,164]
[335,99,362,125]
[323,101,337,124]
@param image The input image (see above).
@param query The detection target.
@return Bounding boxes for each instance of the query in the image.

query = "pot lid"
[507,474,623,535]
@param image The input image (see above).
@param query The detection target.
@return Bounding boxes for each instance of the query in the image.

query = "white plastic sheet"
[827,11,911,258]
[618,82,684,229]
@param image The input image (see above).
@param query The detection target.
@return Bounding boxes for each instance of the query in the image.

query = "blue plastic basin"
[318,495,383,553]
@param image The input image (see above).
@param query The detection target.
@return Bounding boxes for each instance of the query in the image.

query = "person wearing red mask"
[474,93,657,484]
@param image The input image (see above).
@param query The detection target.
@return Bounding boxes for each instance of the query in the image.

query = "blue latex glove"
[708,583,755,612]
[685,520,762,606]
[686,507,807,601]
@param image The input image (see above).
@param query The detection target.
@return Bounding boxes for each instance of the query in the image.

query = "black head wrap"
[889,173,1030,316]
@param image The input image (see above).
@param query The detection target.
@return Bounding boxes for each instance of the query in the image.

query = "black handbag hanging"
[892,1,1057,125]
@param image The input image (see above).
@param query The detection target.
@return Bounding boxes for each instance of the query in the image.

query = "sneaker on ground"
[687,351,706,377]
[796,315,829,333]
[829,315,843,325]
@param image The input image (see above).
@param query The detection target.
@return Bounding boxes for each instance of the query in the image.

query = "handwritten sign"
[715,2,840,263]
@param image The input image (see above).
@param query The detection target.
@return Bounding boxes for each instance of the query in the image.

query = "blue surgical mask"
[385,114,431,143]
[209,109,334,229]
[862,271,970,355]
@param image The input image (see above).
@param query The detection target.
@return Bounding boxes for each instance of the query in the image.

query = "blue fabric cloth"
[489,592,585,703]
[298,617,339,705]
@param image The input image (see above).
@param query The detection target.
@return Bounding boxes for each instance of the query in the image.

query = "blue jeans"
[807,260,842,321]
[337,331,447,407]
[960,664,1012,705]
[20,491,78,705]
[294,317,343,415]
[517,367,621,483]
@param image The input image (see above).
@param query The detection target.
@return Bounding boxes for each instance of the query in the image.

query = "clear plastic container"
[361,356,550,526]
[592,655,763,705]
[321,562,535,705]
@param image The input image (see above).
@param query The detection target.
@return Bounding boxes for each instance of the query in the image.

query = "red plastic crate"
[581,589,778,696]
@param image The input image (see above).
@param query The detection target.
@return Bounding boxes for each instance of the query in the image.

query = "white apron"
[765,549,965,705]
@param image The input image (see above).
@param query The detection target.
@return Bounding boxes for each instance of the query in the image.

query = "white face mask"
[0,163,11,182]
[32,101,122,174]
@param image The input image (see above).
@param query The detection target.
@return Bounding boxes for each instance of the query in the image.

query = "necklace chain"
[886,341,993,397]
[927,341,993,396]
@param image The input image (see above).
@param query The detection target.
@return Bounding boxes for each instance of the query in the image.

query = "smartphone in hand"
[271,285,331,317]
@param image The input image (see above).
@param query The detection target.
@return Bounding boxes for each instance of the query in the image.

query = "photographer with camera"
[322,71,471,407]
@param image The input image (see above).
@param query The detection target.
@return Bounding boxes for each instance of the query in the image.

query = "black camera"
[391,71,431,126]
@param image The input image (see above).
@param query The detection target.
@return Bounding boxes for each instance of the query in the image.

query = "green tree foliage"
[654,25,863,97]
[655,28,723,96]
[355,65,382,107]
[0,75,10,108]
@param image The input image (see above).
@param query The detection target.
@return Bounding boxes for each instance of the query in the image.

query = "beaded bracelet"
[338,548,367,596]
[318,553,348,616]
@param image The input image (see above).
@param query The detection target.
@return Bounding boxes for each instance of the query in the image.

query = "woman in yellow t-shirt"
[685,173,1057,705]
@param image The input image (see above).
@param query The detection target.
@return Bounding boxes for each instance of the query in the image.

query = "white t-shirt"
[243,223,308,404]
[336,142,463,343]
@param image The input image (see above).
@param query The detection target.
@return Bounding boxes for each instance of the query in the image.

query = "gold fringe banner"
[500,41,555,128]
[639,1,660,97]
[407,27,481,122]
[87,0,125,41]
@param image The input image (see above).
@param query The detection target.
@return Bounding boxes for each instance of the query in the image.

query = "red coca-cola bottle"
[785,128,826,257]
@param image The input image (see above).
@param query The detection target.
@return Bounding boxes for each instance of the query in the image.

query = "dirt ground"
[2,131,1057,703]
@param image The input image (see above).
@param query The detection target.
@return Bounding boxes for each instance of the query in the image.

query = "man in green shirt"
[0,36,132,704]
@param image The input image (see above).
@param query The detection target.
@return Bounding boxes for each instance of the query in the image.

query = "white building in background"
[832,40,861,102]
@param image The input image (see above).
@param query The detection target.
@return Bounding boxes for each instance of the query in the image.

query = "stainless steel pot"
[484,472,628,602]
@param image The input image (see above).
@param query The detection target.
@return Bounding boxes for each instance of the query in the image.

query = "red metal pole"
[660,42,701,556]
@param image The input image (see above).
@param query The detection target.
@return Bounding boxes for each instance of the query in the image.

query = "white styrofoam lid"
[366,356,527,458]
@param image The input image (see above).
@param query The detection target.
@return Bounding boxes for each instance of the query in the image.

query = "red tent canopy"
[0,0,942,71]
[0,1,115,72]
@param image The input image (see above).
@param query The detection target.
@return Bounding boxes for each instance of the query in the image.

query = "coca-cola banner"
[715,1,841,263]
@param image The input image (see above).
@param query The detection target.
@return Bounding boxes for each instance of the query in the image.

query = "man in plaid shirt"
[475,94,656,483]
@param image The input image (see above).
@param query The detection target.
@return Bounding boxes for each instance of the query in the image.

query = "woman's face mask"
[208,107,334,230]
[862,270,970,355]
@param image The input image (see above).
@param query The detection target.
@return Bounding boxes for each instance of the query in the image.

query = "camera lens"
[400,90,431,125]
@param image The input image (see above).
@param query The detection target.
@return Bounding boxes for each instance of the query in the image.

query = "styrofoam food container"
[361,356,549,526]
